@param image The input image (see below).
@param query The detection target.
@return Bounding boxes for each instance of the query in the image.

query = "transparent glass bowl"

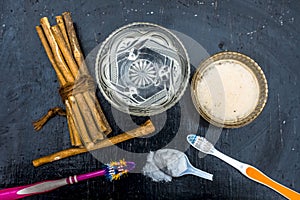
[95,22,190,116]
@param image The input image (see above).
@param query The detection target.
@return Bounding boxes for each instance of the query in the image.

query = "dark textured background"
[0,0,299,199]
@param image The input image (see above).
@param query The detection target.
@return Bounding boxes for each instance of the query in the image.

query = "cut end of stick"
[62,11,72,17]
[55,15,63,22]
[35,25,41,31]
[40,17,50,27]
[141,119,156,134]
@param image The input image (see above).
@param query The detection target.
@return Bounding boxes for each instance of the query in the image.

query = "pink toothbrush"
[0,160,135,200]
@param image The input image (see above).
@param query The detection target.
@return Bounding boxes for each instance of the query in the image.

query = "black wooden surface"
[0,0,299,199]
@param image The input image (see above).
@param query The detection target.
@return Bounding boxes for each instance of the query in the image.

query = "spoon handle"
[185,166,213,181]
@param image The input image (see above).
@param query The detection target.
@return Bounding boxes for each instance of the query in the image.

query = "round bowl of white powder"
[191,51,268,128]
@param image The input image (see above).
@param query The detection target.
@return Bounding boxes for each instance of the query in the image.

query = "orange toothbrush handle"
[245,166,300,200]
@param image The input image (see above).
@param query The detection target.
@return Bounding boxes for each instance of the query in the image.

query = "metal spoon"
[153,149,213,181]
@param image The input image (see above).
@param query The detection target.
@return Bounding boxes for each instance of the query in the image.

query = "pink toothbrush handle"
[0,179,69,200]
[245,166,300,200]
[0,169,106,200]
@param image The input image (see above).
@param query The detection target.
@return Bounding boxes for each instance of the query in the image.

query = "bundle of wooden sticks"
[34,12,112,149]
[33,12,155,167]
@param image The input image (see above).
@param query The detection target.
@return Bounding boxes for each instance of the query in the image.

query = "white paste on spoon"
[142,149,187,182]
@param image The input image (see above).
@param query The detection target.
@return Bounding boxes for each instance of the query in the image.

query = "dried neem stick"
[56,16,86,147]
[35,25,80,146]
[50,25,103,142]
[40,17,74,83]
[55,16,72,52]
[62,12,112,136]
[35,26,66,86]
[65,107,75,145]
[88,119,155,150]
[65,99,84,146]
[52,16,110,139]
[32,147,87,167]
[50,25,78,78]
[39,17,92,146]
[36,14,112,147]
[62,12,88,73]
[32,120,155,167]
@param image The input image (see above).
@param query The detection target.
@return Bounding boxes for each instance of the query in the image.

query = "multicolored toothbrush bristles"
[106,159,136,181]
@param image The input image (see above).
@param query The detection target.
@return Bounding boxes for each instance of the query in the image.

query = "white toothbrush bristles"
[187,135,215,154]
[195,137,215,154]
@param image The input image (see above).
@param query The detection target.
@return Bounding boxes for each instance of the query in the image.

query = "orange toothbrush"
[187,134,300,200]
